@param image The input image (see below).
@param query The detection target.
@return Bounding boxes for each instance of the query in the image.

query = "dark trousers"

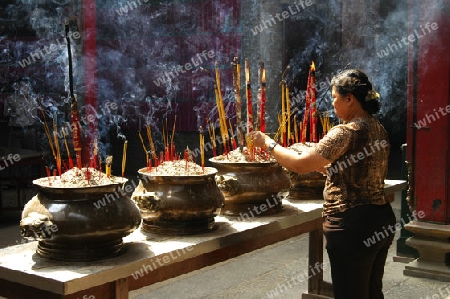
[323,204,396,299]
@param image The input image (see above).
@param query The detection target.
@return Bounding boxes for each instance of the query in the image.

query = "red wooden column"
[404,0,450,281]
[406,0,450,222]
[82,0,98,165]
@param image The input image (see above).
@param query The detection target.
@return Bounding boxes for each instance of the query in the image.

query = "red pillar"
[406,0,450,223]
[82,0,98,165]
[404,0,450,281]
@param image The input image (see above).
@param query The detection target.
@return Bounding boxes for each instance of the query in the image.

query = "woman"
[249,69,395,299]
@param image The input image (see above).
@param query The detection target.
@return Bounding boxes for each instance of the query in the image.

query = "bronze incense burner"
[209,158,291,216]
[132,166,225,235]
[287,143,326,200]
[20,178,141,261]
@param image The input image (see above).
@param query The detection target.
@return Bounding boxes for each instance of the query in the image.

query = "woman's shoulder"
[345,116,384,133]
[328,121,360,136]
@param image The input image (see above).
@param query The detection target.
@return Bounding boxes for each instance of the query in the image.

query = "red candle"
[259,62,266,133]
[309,62,317,143]
[245,59,253,134]
[184,149,189,171]
[85,167,91,185]
[45,166,52,186]
[301,70,311,143]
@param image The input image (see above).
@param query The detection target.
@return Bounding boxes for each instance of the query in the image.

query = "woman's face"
[331,86,349,120]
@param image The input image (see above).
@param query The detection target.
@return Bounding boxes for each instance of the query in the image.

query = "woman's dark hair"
[330,69,380,114]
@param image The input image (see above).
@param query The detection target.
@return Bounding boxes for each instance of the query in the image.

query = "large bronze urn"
[287,143,326,200]
[20,175,142,261]
[209,157,291,217]
[132,165,225,235]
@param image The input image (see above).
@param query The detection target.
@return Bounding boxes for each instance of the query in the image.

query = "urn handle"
[133,191,160,212]
[20,212,56,240]
[215,175,241,196]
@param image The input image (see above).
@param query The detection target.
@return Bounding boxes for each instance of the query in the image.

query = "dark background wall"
[0,0,409,178]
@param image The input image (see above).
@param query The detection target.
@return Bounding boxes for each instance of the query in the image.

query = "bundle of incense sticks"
[293,115,298,144]
[274,108,297,143]
[285,84,291,145]
[138,130,149,168]
[280,80,287,146]
[66,22,82,169]
[232,56,243,148]
[319,111,333,136]
[37,98,56,163]
[163,118,168,161]
[122,140,128,178]
[146,124,157,162]
[105,156,112,177]
[91,139,98,170]
[245,134,255,161]
[207,118,216,156]
[53,119,62,175]
[214,61,229,154]
[199,126,205,171]
[62,130,74,169]
[278,65,290,146]
[229,119,237,150]
[170,115,177,161]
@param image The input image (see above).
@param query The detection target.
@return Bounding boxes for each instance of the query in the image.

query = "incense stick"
[171,115,177,144]
[138,131,149,166]
[122,140,128,178]
[215,61,229,153]
[146,125,157,159]
[105,156,112,178]
[37,98,56,159]
[53,119,62,175]
[62,129,74,169]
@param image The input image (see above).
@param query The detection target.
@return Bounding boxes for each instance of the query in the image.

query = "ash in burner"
[141,160,215,176]
[211,148,276,163]
[34,167,126,188]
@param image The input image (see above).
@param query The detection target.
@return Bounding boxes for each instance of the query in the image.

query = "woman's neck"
[344,109,371,122]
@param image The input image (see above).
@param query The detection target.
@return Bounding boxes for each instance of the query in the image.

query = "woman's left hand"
[248,131,271,149]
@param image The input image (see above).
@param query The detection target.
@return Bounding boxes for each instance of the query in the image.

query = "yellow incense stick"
[146,125,157,159]
[38,99,56,159]
[138,131,148,153]
[105,156,112,177]
[286,85,291,144]
[62,130,71,158]
[122,141,128,177]
[293,115,298,144]
[207,119,216,149]
[171,115,177,144]
[53,120,61,174]
[138,131,149,165]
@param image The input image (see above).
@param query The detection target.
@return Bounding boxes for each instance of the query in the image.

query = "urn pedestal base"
[141,216,218,235]
[404,220,450,281]
[37,239,125,262]
[219,194,284,217]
